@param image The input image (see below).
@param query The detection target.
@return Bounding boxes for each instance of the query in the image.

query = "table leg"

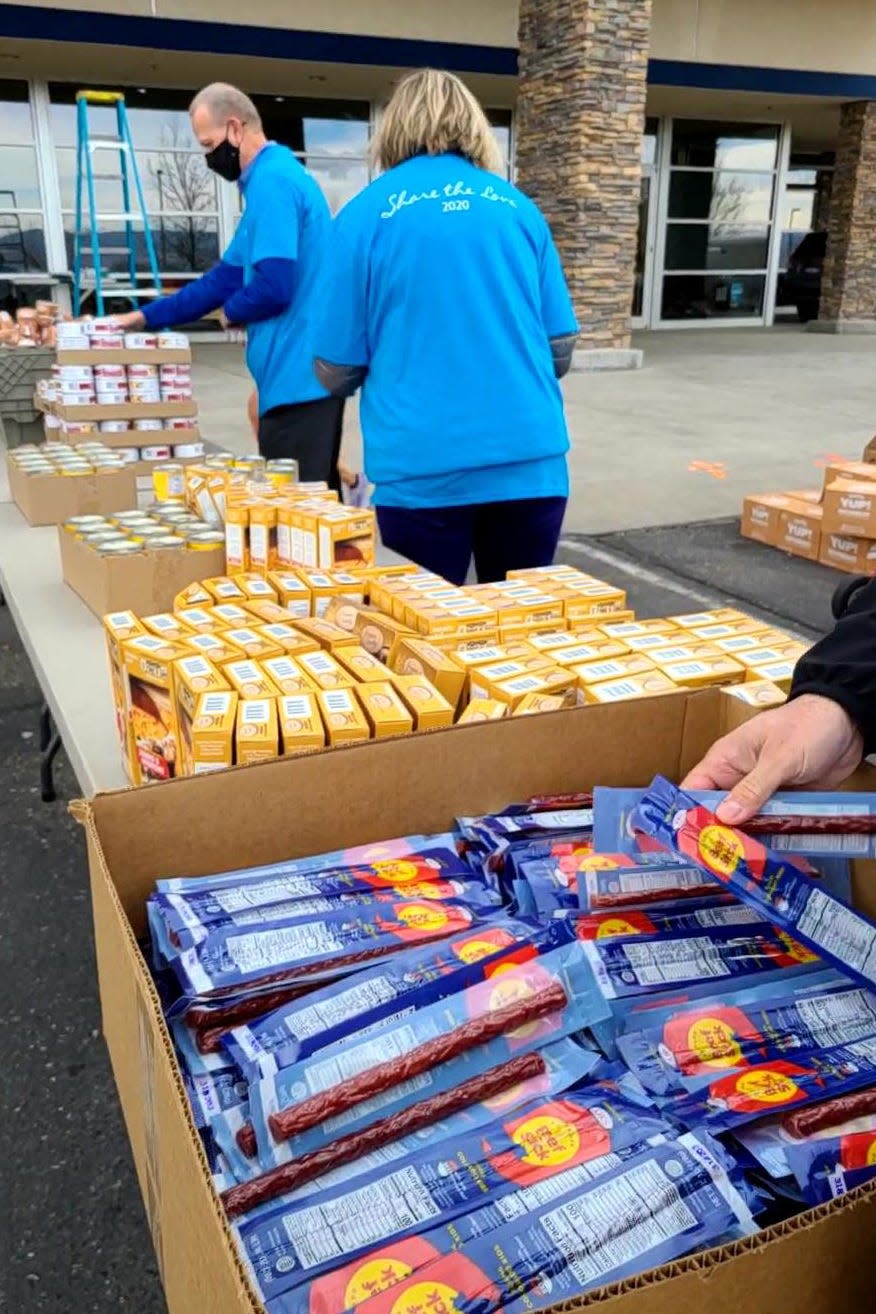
[39,703,62,803]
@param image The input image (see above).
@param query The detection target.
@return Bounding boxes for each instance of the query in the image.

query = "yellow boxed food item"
[173,654,231,777]
[232,573,279,604]
[505,564,588,583]
[599,619,676,640]
[391,673,456,730]
[201,576,247,603]
[427,630,502,653]
[189,689,237,772]
[294,569,363,618]
[466,586,565,628]
[386,637,468,710]
[297,648,356,691]
[513,691,567,716]
[582,672,683,704]
[316,685,371,744]
[222,627,285,661]
[208,603,251,629]
[266,570,312,618]
[415,601,499,638]
[552,638,633,666]
[295,616,360,651]
[557,582,628,620]
[499,618,574,643]
[747,661,796,693]
[235,697,279,766]
[573,654,658,694]
[248,501,278,575]
[712,633,776,655]
[650,642,722,666]
[223,659,279,699]
[353,609,415,662]
[256,623,320,657]
[278,692,325,755]
[223,499,249,573]
[671,608,748,629]
[659,655,746,688]
[524,629,580,654]
[184,631,244,667]
[623,631,686,653]
[261,655,317,696]
[733,644,807,672]
[488,668,579,711]
[468,656,554,702]
[243,599,301,626]
[456,698,508,723]
[140,612,195,644]
[725,679,787,709]
[402,588,463,631]
[322,595,373,634]
[103,609,145,777]
[334,644,392,684]
[174,581,213,610]
[356,680,414,738]
[121,634,191,785]
[175,606,223,634]
[444,644,521,669]
[567,609,636,631]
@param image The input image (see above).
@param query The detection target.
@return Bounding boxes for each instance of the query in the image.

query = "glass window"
[0,213,47,273]
[668,171,774,224]
[670,120,779,170]
[0,146,42,211]
[664,222,770,271]
[661,274,766,320]
[55,147,218,215]
[642,117,659,167]
[62,217,219,275]
[0,81,45,275]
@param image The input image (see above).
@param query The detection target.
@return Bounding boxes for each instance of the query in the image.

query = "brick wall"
[820,100,876,322]
[515,0,652,350]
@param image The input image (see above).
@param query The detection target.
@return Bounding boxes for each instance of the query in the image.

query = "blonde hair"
[190,83,262,132]
[372,69,503,174]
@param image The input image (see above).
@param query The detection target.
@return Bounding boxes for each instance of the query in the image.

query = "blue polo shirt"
[226,143,330,412]
[313,153,577,507]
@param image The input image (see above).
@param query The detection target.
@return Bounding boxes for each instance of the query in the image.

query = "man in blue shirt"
[113,82,342,487]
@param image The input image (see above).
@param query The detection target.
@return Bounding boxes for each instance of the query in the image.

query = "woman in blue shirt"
[313,68,578,585]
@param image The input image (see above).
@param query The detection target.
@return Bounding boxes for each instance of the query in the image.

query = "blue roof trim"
[0,4,519,76]
[1,7,873,98]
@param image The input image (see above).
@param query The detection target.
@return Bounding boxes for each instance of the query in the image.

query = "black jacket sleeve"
[790,576,876,752]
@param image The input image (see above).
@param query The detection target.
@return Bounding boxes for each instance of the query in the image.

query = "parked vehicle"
[782,231,827,322]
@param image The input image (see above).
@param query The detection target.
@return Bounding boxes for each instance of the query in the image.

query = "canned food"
[64,516,108,533]
[59,466,92,477]
[83,531,130,547]
[59,423,96,435]
[152,462,185,502]
[93,364,126,379]
[127,364,159,379]
[265,459,299,487]
[163,417,197,430]
[205,455,235,468]
[172,442,204,459]
[133,419,163,432]
[59,392,96,406]
[99,421,131,433]
[111,510,151,523]
[155,331,188,349]
[58,365,95,381]
[124,332,158,349]
[140,445,172,461]
[234,455,266,474]
[113,447,141,464]
[146,535,185,550]
[128,525,167,542]
[186,530,226,549]
[95,540,142,556]
[89,333,125,349]
[160,388,193,402]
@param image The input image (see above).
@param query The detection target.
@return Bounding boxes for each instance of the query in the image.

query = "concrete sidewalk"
[194,323,876,534]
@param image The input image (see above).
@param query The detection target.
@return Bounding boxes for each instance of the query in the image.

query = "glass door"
[656,119,783,326]
[631,119,660,328]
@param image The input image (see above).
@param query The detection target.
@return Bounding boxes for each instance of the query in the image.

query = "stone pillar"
[815,101,876,332]
[515,0,652,368]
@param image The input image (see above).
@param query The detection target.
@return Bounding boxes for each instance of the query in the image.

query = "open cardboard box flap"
[80,689,876,1314]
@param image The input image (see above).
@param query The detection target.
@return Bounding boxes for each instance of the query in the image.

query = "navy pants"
[376,496,567,585]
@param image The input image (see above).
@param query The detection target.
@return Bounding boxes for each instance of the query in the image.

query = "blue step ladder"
[72,89,163,316]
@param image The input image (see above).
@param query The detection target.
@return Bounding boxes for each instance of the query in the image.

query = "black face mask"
[204,129,241,183]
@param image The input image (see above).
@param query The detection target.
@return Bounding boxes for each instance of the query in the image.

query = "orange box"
[335,644,392,684]
[140,612,195,644]
[297,649,357,691]
[658,655,746,688]
[278,692,325,755]
[468,656,554,702]
[188,689,237,771]
[174,581,213,610]
[552,638,633,666]
[183,631,243,667]
[232,573,279,604]
[221,627,285,661]
[201,576,247,603]
[295,616,360,651]
[235,697,279,766]
[724,679,787,709]
[353,610,415,663]
[256,623,320,657]
[315,686,371,744]
[688,619,768,641]
[243,600,302,626]
[456,699,508,724]
[295,568,366,618]
[819,532,876,574]
[266,570,312,618]
[670,609,749,629]
[776,505,822,561]
[356,680,414,738]
[103,609,145,778]
[582,672,682,704]
[175,606,223,634]
[222,659,279,699]
[746,660,796,693]
[488,667,579,711]
[261,655,317,696]
[121,634,191,785]
[209,603,251,629]
[386,637,468,710]
[599,619,676,640]
[513,691,567,716]
[740,493,800,545]
[248,502,278,575]
[391,673,456,730]
[223,500,249,573]
[173,654,231,777]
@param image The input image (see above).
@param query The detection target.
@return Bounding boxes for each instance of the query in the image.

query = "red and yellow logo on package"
[312,1248,498,1314]
[393,902,451,934]
[488,1098,611,1186]
[663,1004,762,1075]
[575,910,657,940]
[840,1132,876,1171]
[708,1060,809,1113]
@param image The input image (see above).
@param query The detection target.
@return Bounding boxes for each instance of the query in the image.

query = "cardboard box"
[297,649,356,691]
[59,529,225,620]
[823,479,876,538]
[188,690,237,771]
[776,504,822,561]
[221,627,285,661]
[278,692,325,755]
[315,685,371,744]
[391,673,456,729]
[356,680,415,738]
[819,532,876,574]
[334,644,394,684]
[456,698,508,723]
[513,691,568,716]
[235,697,279,766]
[47,398,197,422]
[10,457,137,526]
[821,460,876,493]
[79,691,876,1314]
[183,632,244,667]
[386,637,468,710]
[55,347,192,366]
[174,582,213,610]
[173,654,231,777]
[581,671,687,703]
[295,616,360,651]
[487,667,580,711]
[255,623,320,658]
[266,571,312,618]
[740,493,800,545]
[261,656,317,696]
[724,679,787,709]
[353,609,415,662]
[223,659,279,700]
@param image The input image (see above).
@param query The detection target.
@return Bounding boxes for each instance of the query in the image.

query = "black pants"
[258,397,344,492]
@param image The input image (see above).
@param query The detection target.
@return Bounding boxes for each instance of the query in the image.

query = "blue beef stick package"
[571,901,763,941]
[456,808,594,882]
[223,918,569,1081]
[576,853,724,913]
[151,878,500,962]
[249,941,608,1170]
[234,1086,674,1303]
[172,899,485,1001]
[616,971,872,1100]
[279,1132,754,1314]
[669,1035,876,1132]
[634,776,876,991]
[237,1036,602,1205]
[785,1127,876,1203]
[512,857,581,917]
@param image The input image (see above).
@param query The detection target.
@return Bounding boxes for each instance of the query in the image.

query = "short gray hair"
[189,82,262,131]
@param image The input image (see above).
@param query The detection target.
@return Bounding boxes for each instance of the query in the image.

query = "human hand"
[108,310,146,330]
[681,694,864,823]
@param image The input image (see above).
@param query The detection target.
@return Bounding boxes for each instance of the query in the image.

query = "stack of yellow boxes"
[103,562,808,786]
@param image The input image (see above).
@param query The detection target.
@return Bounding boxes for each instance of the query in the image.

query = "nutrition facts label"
[227,922,345,974]
[621,938,733,985]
